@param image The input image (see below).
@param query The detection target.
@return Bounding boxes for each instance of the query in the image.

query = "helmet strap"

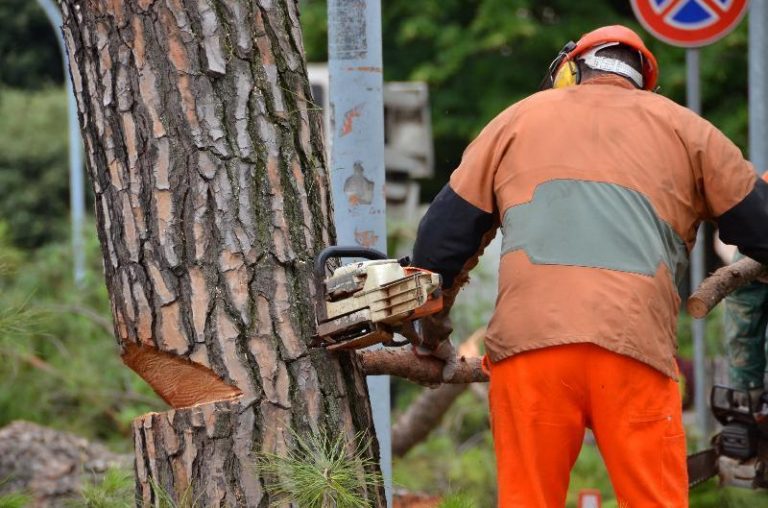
[580,42,644,88]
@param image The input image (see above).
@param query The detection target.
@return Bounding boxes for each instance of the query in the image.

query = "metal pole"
[750,0,768,176]
[36,0,86,286]
[327,0,391,504]
[687,48,710,447]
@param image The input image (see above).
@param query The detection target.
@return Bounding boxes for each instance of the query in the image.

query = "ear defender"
[540,41,578,90]
[552,60,579,89]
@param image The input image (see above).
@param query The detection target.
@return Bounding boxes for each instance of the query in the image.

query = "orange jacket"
[413,75,768,378]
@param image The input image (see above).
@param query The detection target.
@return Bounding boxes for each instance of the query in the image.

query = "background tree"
[0,0,63,89]
[0,0,71,248]
[59,1,383,506]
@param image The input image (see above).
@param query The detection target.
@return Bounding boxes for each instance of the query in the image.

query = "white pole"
[35,0,85,286]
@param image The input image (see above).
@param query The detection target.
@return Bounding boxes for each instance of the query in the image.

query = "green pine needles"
[256,429,383,508]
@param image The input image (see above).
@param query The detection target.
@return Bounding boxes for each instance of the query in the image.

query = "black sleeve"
[411,184,496,288]
[717,178,768,264]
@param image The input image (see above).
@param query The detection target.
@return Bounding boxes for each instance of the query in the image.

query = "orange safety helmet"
[541,25,659,91]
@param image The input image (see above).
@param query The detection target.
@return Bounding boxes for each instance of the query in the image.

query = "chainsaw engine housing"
[312,247,442,350]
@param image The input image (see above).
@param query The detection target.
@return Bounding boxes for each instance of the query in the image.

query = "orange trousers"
[487,343,687,507]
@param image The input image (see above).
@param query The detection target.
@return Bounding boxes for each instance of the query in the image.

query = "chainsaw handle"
[313,246,388,279]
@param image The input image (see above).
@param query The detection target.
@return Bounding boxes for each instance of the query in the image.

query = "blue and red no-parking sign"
[630,0,749,47]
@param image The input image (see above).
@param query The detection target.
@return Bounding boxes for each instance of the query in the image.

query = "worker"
[720,173,768,407]
[410,25,768,507]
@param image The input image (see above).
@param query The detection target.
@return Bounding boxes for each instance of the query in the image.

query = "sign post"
[630,0,750,448]
[686,47,708,446]
[750,1,768,176]
[327,0,391,505]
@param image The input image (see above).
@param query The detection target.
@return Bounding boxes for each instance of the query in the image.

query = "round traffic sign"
[630,0,749,48]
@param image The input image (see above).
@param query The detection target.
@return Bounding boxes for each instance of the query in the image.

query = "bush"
[0,87,78,248]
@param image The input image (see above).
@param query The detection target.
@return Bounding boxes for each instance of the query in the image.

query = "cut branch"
[358,350,488,385]
[687,257,768,318]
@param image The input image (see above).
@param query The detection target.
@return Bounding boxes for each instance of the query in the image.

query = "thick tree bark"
[60,1,383,506]
[687,257,768,318]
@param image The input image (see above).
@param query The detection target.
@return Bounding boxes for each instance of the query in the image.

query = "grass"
[148,477,200,508]
[67,468,200,508]
[0,492,31,508]
[75,468,133,508]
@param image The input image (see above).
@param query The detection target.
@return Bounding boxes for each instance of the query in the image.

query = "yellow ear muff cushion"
[553,60,578,89]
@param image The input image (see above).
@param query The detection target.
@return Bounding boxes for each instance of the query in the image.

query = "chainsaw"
[310,246,443,351]
[688,385,768,489]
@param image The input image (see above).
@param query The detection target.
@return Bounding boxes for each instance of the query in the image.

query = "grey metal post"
[750,0,768,175]
[36,0,85,286]
[327,0,391,504]
[687,48,710,446]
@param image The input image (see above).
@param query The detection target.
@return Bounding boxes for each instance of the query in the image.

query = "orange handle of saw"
[404,266,444,319]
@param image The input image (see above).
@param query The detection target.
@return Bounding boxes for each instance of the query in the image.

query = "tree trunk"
[60,1,384,506]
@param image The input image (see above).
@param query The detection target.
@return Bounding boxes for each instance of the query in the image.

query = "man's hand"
[418,311,453,350]
[427,340,459,381]
[407,314,459,382]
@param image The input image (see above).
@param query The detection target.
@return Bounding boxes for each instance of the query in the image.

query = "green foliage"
[0,223,163,449]
[0,0,64,89]
[676,306,726,359]
[257,430,382,508]
[75,468,134,508]
[0,87,73,248]
[393,391,496,507]
[0,491,32,508]
[63,468,207,508]
[438,493,477,508]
